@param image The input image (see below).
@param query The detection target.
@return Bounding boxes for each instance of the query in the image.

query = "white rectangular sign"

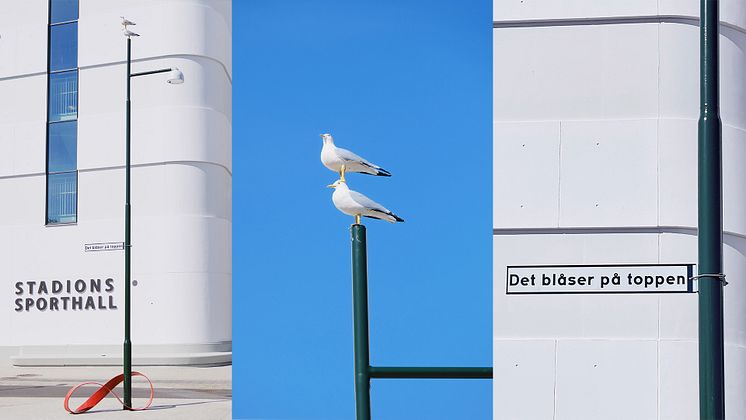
[506,264,695,294]
[84,242,124,252]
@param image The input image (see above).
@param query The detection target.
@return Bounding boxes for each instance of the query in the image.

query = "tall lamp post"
[122,19,183,409]
[697,0,725,418]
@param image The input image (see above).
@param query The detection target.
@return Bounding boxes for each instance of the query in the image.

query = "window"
[47,173,77,224]
[49,23,77,72]
[48,121,77,172]
[50,0,78,24]
[48,71,78,121]
[47,0,79,225]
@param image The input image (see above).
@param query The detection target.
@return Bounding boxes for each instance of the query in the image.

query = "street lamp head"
[167,68,184,84]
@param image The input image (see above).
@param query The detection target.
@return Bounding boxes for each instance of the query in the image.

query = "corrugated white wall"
[494,1,746,418]
[0,0,231,359]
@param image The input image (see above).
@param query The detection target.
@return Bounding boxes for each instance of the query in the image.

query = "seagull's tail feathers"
[375,167,392,177]
[359,162,391,177]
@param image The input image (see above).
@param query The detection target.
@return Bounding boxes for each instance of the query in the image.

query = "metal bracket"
[689,273,728,286]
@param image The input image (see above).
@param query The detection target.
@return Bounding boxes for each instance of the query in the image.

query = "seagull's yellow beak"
[327,184,336,188]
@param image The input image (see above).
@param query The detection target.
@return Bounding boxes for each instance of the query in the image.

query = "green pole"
[369,367,493,379]
[123,36,133,410]
[698,0,725,418]
[351,223,371,420]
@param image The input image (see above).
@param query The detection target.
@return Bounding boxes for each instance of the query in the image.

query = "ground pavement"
[0,364,230,420]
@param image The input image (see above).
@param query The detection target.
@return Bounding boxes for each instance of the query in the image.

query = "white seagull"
[328,180,404,224]
[121,17,139,37]
[121,17,136,27]
[320,133,391,181]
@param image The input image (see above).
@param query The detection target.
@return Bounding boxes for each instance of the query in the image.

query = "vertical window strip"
[46,0,79,225]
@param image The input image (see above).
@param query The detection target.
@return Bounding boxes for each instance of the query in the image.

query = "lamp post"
[348,222,492,420]
[122,19,183,409]
[697,0,725,418]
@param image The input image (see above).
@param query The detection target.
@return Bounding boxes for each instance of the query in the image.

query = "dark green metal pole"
[698,0,725,418]
[351,223,371,420]
[369,367,493,379]
[123,36,133,410]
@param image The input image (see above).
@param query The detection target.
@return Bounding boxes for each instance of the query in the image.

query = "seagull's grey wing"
[335,147,373,165]
[347,190,389,213]
[336,146,392,176]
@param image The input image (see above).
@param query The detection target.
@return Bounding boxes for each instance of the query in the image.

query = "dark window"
[48,121,77,173]
[48,70,78,122]
[47,172,77,224]
[50,0,78,24]
[49,22,77,72]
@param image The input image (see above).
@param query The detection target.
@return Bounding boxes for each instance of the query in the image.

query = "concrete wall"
[494,1,746,418]
[0,0,231,365]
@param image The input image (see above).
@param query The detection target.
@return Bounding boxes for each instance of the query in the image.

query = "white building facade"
[494,1,746,419]
[0,0,231,366]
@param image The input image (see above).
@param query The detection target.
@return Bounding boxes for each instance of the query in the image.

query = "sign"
[84,242,124,252]
[506,264,695,294]
[14,278,118,312]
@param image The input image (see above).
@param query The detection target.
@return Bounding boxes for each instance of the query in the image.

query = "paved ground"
[0,365,231,420]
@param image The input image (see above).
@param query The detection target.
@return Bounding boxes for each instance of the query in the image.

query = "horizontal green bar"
[369,366,493,379]
[131,68,171,78]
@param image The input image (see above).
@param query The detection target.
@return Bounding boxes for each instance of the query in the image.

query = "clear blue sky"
[232,1,492,419]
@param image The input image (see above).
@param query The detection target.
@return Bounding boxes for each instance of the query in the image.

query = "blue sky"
[232,1,492,419]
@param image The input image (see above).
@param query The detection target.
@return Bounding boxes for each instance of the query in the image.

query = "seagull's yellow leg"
[340,165,347,182]
[355,214,361,225]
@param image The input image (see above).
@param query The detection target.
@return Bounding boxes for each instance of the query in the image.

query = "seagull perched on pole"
[121,17,136,27]
[328,180,404,224]
[320,133,391,182]
[121,17,139,37]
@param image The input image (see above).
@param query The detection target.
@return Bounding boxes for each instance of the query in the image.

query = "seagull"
[121,17,136,27]
[328,180,404,224]
[320,133,391,182]
[123,28,140,37]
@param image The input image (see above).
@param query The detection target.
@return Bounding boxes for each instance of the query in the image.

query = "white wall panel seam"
[657,299,662,419]
[494,16,746,36]
[2,54,232,84]
[0,173,46,180]
[83,55,232,84]
[492,228,746,243]
[494,118,746,127]
[495,120,746,132]
[495,338,703,343]
[553,339,558,420]
[496,338,662,342]
[557,121,563,228]
[0,162,231,185]
[79,160,232,177]
[656,20,662,233]
[0,72,47,83]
